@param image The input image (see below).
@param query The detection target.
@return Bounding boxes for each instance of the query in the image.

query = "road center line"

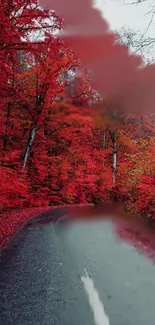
[81,269,110,325]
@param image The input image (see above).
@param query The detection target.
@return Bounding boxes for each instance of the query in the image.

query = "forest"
[1,0,155,245]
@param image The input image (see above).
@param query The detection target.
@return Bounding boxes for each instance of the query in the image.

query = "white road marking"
[81,269,110,325]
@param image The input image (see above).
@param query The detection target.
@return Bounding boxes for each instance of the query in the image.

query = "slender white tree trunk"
[108,129,117,184]
[21,72,47,171]
[103,130,107,166]
[112,131,117,184]
[21,125,37,170]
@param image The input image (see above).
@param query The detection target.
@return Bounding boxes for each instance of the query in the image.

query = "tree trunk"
[103,130,107,149]
[108,129,117,184]
[21,124,37,171]
[112,131,117,184]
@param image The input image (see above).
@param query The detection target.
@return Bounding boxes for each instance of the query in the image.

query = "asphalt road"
[0,207,155,325]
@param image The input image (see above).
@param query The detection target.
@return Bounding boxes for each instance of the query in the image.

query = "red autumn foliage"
[1,0,155,262]
[0,207,52,247]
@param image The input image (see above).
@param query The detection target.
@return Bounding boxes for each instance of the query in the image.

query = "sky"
[95,0,155,36]
[94,0,155,61]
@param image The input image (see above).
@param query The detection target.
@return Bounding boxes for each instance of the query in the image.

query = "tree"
[0,0,62,95]
[0,0,82,171]
[0,0,63,168]
[19,43,78,170]
[114,0,155,63]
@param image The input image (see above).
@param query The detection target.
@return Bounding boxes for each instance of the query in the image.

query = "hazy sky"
[95,0,155,37]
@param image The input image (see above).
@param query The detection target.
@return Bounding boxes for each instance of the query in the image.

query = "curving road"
[0,207,155,325]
